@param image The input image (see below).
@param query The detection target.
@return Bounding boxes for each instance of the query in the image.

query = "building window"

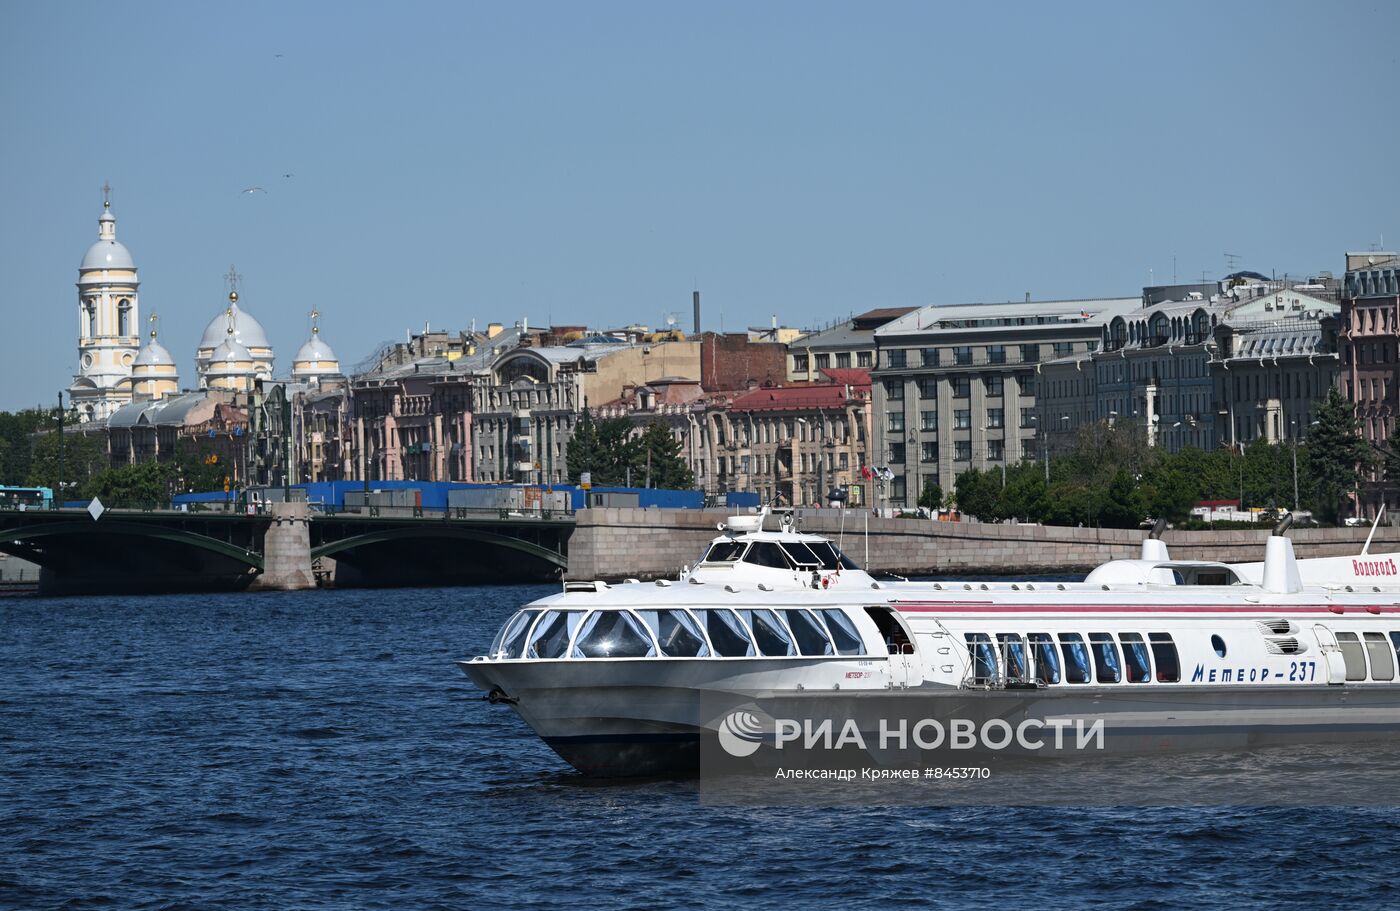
[952,377,970,398]
[987,408,1004,429]
[987,345,1006,365]
[891,475,906,501]
[919,378,938,399]
[815,353,830,369]
[988,439,1004,461]
[793,354,809,372]
[836,352,851,369]
[921,348,939,367]
[953,345,973,366]
[1053,342,1074,358]
[884,378,904,401]
[1021,343,1040,363]
[954,409,971,430]
[887,350,907,369]
[888,412,905,433]
[985,375,1004,397]
[920,410,938,432]
[1021,407,1035,428]
[857,350,872,368]
[954,440,972,461]
[889,442,906,464]
[921,442,937,462]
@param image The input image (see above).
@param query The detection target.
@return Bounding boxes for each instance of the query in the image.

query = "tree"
[954,468,999,520]
[88,460,175,507]
[995,462,1047,522]
[1384,424,1400,486]
[1098,468,1146,528]
[565,409,599,484]
[1309,387,1372,523]
[0,408,53,485]
[26,430,108,500]
[636,421,694,489]
[918,478,943,511]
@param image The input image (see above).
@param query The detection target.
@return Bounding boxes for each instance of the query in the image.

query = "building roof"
[877,297,1141,338]
[730,383,861,413]
[851,307,916,329]
[294,334,338,365]
[133,338,175,368]
[199,300,271,351]
[818,367,871,386]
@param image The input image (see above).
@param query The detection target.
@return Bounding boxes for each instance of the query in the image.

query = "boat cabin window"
[1336,632,1368,682]
[572,610,657,659]
[1058,633,1091,683]
[808,541,861,570]
[818,609,867,656]
[1391,632,1400,671]
[1088,633,1122,683]
[527,609,585,659]
[780,542,823,567]
[864,607,913,654]
[738,608,796,656]
[1028,633,1060,684]
[996,633,1027,681]
[1148,633,1180,682]
[697,608,756,657]
[746,542,792,569]
[702,541,747,563]
[1118,633,1152,683]
[1211,634,1227,658]
[965,633,998,684]
[492,609,540,659]
[783,609,835,656]
[637,609,710,658]
[1364,632,1394,681]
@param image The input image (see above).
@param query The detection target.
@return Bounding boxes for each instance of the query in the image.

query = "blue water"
[4,586,1400,910]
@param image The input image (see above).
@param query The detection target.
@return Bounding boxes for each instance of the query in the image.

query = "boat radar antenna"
[1362,505,1387,556]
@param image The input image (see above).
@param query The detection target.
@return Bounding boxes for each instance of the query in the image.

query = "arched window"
[83,303,95,338]
[118,299,131,336]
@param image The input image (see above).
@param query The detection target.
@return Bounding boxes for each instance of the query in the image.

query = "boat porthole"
[1211,634,1227,658]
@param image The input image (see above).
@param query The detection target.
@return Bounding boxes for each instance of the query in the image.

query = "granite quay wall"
[564,508,1400,581]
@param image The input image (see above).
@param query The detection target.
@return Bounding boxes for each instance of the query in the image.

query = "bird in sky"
[241,187,266,195]
[282,173,294,179]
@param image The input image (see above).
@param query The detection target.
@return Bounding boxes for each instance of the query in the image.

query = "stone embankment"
[564,507,1400,581]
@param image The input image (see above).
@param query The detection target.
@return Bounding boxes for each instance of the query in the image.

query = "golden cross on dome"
[226,306,236,335]
[224,264,242,295]
[310,307,320,335]
[101,180,111,209]
[148,311,158,339]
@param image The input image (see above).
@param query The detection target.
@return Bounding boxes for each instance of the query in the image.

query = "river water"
[4,585,1400,909]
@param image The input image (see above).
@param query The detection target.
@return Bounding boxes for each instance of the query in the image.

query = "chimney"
[693,290,701,336]
[486,322,504,339]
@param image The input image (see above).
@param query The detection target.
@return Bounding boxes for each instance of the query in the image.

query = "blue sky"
[1,0,1396,410]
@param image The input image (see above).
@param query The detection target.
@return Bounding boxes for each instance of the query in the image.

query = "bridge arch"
[0,519,263,570]
[311,525,567,570]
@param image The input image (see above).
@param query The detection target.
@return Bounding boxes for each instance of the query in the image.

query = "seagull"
[241,187,266,195]
[282,173,294,178]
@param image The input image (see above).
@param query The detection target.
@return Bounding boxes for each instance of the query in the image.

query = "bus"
[0,486,54,510]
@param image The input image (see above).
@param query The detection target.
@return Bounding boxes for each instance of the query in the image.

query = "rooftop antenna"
[1224,252,1241,273]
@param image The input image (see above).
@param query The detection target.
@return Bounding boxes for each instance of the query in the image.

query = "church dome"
[133,338,175,367]
[295,335,338,364]
[199,298,271,350]
[211,336,253,365]
[81,239,135,271]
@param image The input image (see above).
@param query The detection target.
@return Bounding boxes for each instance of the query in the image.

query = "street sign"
[580,471,592,491]
[87,497,105,521]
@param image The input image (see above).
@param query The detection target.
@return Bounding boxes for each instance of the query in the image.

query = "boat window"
[1088,633,1122,683]
[1336,632,1368,682]
[1391,632,1400,671]
[491,610,539,659]
[1149,633,1180,682]
[702,541,747,563]
[780,542,823,567]
[808,541,859,570]
[965,633,998,684]
[864,607,913,654]
[527,610,585,659]
[1364,632,1395,681]
[1058,633,1091,684]
[739,609,796,656]
[783,609,834,656]
[1211,634,1227,658]
[818,609,867,656]
[1028,633,1060,684]
[697,609,756,657]
[745,542,793,569]
[636,609,710,658]
[572,610,657,659]
[995,633,1027,681]
[1118,633,1152,683]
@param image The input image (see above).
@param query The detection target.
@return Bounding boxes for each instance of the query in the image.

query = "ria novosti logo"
[716,710,771,757]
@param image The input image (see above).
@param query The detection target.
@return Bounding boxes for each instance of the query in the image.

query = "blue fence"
[172,482,732,511]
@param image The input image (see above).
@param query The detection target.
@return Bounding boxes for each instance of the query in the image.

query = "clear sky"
[1,0,1396,411]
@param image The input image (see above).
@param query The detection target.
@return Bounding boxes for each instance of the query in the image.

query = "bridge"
[0,505,573,595]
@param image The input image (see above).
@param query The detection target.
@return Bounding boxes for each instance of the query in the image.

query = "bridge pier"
[249,502,315,591]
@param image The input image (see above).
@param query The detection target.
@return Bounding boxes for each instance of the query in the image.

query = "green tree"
[565,409,599,484]
[1384,424,1400,486]
[0,408,53,485]
[995,462,1047,522]
[954,468,999,520]
[635,421,694,489]
[918,478,943,511]
[1308,387,1372,523]
[88,460,175,508]
[26,430,108,500]
[1098,468,1146,528]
